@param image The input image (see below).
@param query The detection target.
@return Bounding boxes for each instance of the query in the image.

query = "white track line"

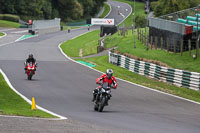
[104,2,112,18]
[11,30,28,34]
[117,1,132,25]
[0,28,16,32]
[58,31,200,106]
[0,114,64,121]
[0,70,67,120]
[0,69,67,120]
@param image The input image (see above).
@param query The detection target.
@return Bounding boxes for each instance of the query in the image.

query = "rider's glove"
[96,82,100,85]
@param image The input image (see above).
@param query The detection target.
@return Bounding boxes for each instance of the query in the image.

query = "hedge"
[0,14,20,22]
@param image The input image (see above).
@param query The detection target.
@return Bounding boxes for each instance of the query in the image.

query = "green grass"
[114,0,146,26]
[61,30,100,57]
[0,73,55,118]
[0,32,4,36]
[99,3,111,18]
[74,56,200,103]
[0,20,20,28]
[105,29,200,73]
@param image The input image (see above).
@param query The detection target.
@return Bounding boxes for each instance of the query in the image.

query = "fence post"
[167,38,169,52]
[155,36,157,49]
[188,39,191,56]
[151,36,153,49]
[141,30,143,43]
[174,39,176,53]
[161,37,163,50]
[137,28,139,40]
[180,39,183,56]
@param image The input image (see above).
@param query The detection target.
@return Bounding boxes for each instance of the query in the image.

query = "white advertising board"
[91,18,115,26]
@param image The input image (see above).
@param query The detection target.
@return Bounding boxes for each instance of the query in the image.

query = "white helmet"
[106,69,113,79]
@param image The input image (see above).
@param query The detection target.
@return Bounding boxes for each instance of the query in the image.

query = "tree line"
[0,0,106,21]
[151,0,200,17]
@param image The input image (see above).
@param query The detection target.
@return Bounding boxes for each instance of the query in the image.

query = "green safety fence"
[109,51,200,91]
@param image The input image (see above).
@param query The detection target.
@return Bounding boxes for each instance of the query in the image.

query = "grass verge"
[61,30,100,57]
[99,3,111,18]
[0,32,4,36]
[0,72,55,118]
[105,29,200,73]
[0,20,20,28]
[74,56,200,103]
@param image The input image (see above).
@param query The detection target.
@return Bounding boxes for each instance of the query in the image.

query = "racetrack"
[0,1,200,133]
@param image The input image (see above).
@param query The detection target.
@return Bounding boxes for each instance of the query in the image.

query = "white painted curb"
[0,69,67,120]
[104,2,112,18]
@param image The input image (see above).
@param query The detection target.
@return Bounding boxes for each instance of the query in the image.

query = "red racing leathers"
[96,74,117,89]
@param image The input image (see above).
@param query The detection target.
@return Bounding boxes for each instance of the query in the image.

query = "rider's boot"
[92,89,98,102]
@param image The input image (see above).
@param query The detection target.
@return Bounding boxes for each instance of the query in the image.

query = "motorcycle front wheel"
[98,96,106,112]
[27,72,32,80]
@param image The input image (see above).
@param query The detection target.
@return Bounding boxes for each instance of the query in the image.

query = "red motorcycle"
[25,62,36,80]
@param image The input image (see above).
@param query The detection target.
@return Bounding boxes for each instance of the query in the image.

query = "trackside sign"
[91,18,115,26]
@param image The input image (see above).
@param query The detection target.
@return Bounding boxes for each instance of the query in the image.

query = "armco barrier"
[109,51,200,91]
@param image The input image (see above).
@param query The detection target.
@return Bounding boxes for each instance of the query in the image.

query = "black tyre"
[98,97,106,112]
[28,72,32,80]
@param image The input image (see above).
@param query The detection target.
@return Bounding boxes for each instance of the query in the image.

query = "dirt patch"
[114,50,170,67]
[79,49,83,57]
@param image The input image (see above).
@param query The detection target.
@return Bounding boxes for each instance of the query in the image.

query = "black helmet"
[29,54,33,59]
[106,69,113,79]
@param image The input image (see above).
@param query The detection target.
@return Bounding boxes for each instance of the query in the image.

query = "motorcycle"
[25,62,36,80]
[94,82,112,112]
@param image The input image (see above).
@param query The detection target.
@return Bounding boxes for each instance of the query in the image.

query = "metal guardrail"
[109,51,200,91]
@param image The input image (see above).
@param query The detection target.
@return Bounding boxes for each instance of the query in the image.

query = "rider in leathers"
[24,54,37,72]
[92,69,117,105]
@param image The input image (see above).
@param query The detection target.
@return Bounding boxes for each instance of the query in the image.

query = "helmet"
[29,54,33,59]
[106,69,113,79]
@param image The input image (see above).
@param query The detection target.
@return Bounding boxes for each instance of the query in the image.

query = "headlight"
[101,89,106,93]
[106,90,111,94]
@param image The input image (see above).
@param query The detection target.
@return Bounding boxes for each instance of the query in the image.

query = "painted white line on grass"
[58,34,200,106]
[0,32,7,39]
[0,68,67,120]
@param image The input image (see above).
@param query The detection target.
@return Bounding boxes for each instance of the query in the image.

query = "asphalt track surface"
[0,1,200,133]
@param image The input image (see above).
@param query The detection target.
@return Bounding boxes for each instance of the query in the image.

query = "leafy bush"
[0,14,19,22]
[135,15,147,28]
